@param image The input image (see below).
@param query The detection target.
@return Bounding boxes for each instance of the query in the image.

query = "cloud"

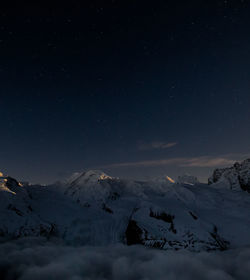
[104,157,186,168]
[138,141,177,150]
[0,238,250,280]
[102,155,243,169]
[180,157,236,167]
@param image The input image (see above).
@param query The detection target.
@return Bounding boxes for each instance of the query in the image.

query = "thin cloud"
[139,141,178,150]
[180,157,235,167]
[102,155,247,169]
[104,158,185,168]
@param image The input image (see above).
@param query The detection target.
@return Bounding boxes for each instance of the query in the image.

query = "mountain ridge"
[0,159,250,251]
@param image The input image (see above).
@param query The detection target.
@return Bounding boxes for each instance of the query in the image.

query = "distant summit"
[67,170,113,186]
[64,170,120,204]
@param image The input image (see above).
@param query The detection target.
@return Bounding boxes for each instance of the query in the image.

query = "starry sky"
[0,0,250,184]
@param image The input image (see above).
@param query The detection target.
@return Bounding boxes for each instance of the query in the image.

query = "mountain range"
[1,159,250,251]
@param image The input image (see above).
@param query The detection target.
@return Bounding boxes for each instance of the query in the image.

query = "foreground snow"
[1,160,250,251]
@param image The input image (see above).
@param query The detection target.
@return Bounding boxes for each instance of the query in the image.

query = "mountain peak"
[209,158,250,192]
[67,170,113,186]
[64,170,116,202]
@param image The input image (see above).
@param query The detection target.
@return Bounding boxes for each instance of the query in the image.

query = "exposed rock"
[208,159,250,192]
[125,220,145,245]
[149,208,176,234]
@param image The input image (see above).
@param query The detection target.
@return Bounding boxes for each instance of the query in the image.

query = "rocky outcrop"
[208,159,250,192]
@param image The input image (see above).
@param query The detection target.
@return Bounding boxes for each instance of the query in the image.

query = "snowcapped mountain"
[1,160,250,252]
[208,159,250,192]
[64,170,118,203]
[64,171,176,205]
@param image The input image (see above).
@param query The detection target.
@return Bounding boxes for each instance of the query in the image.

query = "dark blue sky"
[0,1,250,183]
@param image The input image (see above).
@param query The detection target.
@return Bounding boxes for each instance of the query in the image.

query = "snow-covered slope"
[0,163,250,252]
[0,174,54,238]
[64,170,118,203]
[208,159,250,192]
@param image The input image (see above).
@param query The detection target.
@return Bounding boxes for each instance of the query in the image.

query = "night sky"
[1,1,250,184]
